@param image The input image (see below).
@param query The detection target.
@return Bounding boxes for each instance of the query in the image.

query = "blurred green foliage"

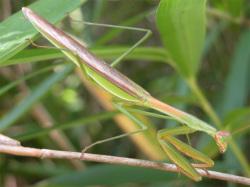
[0,0,249,186]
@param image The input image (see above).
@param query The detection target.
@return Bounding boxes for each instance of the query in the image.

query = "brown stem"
[0,143,249,185]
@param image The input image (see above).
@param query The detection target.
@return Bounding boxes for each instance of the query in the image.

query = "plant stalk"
[187,76,250,176]
[0,142,250,185]
[187,77,221,127]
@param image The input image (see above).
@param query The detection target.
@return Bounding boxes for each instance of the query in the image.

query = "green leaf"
[34,165,178,187]
[217,29,250,117]
[226,0,244,17]
[3,47,168,67]
[156,0,206,78]
[0,65,54,97]
[0,64,73,132]
[213,29,250,175]
[0,48,63,67]
[223,108,250,135]
[16,111,117,141]
[203,21,228,56]
[0,0,86,65]
[8,161,70,177]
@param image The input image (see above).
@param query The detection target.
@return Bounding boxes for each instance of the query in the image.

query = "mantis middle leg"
[81,103,148,153]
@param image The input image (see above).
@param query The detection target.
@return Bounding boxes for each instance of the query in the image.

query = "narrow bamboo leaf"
[34,165,177,187]
[0,66,54,97]
[217,29,250,117]
[223,108,250,135]
[212,30,250,175]
[17,111,117,141]
[156,0,206,78]
[224,0,244,17]
[3,47,168,67]
[203,21,228,56]
[0,64,73,132]
[8,161,70,177]
[91,46,169,64]
[0,0,85,65]
[1,48,63,67]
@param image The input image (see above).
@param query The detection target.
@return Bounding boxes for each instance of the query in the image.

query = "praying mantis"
[22,7,230,181]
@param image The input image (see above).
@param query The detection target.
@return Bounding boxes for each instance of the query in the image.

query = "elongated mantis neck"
[146,96,217,135]
[146,96,187,123]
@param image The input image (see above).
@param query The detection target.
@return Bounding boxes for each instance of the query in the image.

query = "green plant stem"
[187,77,221,127]
[229,139,250,176]
[187,76,250,177]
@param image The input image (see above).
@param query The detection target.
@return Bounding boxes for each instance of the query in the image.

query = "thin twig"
[207,7,250,27]
[0,141,249,185]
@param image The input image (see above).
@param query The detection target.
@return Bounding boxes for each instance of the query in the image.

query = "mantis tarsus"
[22,7,230,181]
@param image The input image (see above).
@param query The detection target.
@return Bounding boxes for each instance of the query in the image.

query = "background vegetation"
[0,0,249,186]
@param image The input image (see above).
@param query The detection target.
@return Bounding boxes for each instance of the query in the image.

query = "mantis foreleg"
[158,126,214,181]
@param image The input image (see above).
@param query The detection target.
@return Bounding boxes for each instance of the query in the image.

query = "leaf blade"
[0,64,73,132]
[0,0,86,65]
[156,0,207,78]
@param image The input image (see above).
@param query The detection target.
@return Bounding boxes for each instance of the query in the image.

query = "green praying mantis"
[22,7,230,181]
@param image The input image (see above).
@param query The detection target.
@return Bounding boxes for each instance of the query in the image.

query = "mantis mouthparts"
[215,131,230,153]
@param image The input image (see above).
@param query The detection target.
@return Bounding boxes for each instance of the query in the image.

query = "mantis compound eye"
[214,131,230,153]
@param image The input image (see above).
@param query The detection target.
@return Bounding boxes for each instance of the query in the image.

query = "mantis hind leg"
[81,103,148,153]
[157,126,214,181]
[68,20,152,67]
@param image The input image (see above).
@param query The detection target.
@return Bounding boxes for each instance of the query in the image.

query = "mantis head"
[214,131,230,153]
